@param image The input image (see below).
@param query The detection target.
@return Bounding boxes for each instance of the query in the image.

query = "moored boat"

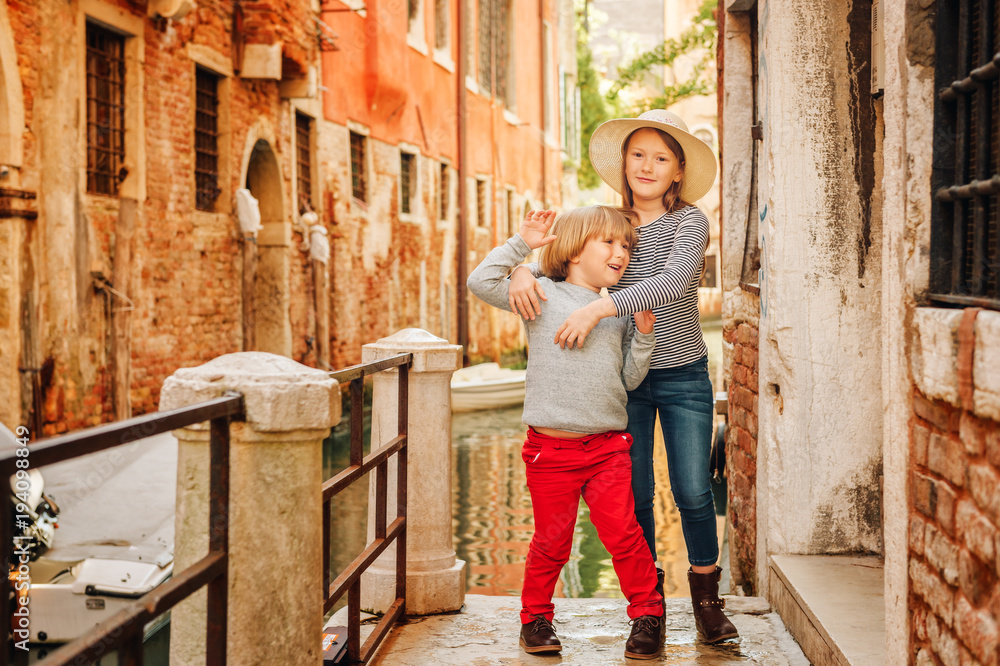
[450,363,526,412]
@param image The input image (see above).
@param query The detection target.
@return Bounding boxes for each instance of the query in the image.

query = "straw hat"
[589,110,718,203]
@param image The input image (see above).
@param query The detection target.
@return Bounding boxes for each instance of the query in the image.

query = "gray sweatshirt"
[467,235,656,434]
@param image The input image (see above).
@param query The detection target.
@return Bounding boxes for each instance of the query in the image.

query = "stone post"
[360,329,466,615]
[160,352,339,666]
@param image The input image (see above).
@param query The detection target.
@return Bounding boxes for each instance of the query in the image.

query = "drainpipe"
[539,0,547,206]
[457,0,469,365]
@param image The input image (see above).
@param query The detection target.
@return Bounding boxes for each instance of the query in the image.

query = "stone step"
[769,554,885,665]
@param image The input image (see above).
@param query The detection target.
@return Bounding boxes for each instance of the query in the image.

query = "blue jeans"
[626,356,719,567]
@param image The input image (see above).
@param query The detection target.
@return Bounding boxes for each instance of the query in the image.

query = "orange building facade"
[0,0,578,434]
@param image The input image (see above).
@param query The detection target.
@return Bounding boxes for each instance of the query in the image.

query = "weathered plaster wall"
[756,0,883,588]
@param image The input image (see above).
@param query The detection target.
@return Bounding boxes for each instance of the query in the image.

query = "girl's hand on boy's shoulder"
[518,210,557,251]
[634,310,656,335]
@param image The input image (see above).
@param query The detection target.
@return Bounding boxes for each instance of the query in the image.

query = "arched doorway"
[245,139,291,356]
[0,1,28,431]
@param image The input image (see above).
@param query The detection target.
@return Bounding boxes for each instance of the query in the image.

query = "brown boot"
[655,567,666,643]
[687,566,738,643]
[624,615,662,660]
[519,614,562,653]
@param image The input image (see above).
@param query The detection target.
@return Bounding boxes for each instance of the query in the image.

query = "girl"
[508,110,738,644]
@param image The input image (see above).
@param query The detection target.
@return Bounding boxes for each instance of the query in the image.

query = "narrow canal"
[326,320,726,608]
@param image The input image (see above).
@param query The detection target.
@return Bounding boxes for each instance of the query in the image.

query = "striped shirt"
[608,205,708,369]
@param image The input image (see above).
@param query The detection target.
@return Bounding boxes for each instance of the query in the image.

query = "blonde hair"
[538,205,639,280]
[620,128,688,214]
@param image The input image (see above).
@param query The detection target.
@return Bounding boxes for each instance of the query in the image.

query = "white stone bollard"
[360,329,466,615]
[160,352,340,666]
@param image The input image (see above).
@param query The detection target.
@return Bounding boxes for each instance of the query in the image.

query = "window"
[506,188,517,238]
[408,0,426,50]
[701,254,718,289]
[930,0,1000,308]
[296,112,313,212]
[542,21,552,136]
[400,152,416,215]
[439,163,449,221]
[350,131,367,203]
[435,0,449,51]
[476,178,488,228]
[195,67,221,211]
[477,0,512,105]
[560,70,579,161]
[86,23,126,196]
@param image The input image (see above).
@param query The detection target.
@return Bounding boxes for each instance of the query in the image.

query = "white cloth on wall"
[235,189,261,235]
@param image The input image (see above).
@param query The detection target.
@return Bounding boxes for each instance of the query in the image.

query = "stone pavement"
[332,594,810,665]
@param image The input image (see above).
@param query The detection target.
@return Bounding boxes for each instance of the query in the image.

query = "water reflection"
[325,321,726,604]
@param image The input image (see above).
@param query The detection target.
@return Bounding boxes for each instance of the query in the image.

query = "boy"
[467,205,664,660]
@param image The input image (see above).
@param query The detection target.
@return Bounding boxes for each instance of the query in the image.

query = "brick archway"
[244,137,292,356]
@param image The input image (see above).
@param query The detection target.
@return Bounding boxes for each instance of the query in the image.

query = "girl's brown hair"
[538,205,639,280]
[620,128,688,214]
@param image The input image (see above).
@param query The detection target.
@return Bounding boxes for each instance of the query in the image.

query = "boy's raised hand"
[634,310,656,335]
[518,210,558,250]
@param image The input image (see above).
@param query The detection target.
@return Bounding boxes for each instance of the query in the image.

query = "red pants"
[519,428,663,624]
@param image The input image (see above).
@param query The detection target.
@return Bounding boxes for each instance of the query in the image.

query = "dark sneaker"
[624,614,662,660]
[519,614,562,654]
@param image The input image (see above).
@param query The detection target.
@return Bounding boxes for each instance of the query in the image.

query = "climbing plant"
[606,0,718,112]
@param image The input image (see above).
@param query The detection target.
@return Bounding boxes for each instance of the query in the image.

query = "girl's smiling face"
[624,128,684,206]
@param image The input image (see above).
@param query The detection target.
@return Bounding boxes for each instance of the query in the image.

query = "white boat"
[28,554,173,644]
[451,363,526,412]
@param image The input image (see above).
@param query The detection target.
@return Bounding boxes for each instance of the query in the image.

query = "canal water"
[326,319,726,607]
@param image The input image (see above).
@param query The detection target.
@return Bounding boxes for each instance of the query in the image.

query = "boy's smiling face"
[565,235,632,293]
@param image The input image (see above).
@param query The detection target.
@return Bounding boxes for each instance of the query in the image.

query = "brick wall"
[909,392,1000,665]
[725,319,759,595]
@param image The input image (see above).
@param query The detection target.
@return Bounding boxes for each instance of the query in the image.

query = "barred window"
[435,0,449,50]
[931,0,1000,308]
[400,152,416,215]
[195,67,221,211]
[350,131,367,203]
[477,0,512,105]
[296,112,313,212]
[506,188,517,238]
[439,163,449,221]
[701,254,718,289]
[476,178,488,228]
[86,23,126,196]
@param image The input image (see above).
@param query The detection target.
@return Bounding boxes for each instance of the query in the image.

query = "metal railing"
[323,353,411,664]
[2,393,244,666]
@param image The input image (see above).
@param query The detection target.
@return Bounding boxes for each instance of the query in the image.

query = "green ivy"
[606,0,718,112]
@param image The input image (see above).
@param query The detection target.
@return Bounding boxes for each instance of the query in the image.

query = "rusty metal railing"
[324,353,411,664]
[1,393,244,666]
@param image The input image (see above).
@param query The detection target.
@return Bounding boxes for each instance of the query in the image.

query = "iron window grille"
[931,0,1000,309]
[439,163,449,221]
[435,0,449,50]
[296,113,313,212]
[86,23,126,197]
[400,152,416,215]
[350,131,367,203]
[477,0,511,104]
[476,178,488,228]
[195,68,222,211]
